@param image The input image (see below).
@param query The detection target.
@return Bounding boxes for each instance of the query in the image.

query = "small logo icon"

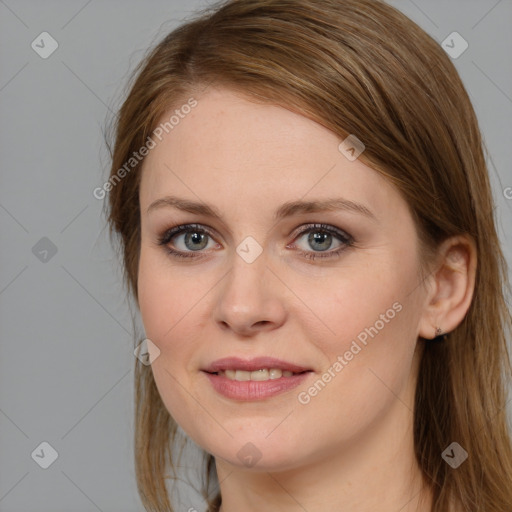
[134,338,160,365]
[338,134,365,161]
[32,237,58,263]
[236,442,262,468]
[236,236,263,264]
[31,441,59,469]
[31,32,59,59]
[441,442,468,468]
[441,32,468,59]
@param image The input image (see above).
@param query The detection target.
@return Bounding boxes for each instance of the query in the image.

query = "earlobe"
[418,235,477,340]
[431,326,447,342]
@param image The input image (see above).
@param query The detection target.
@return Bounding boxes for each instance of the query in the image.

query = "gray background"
[1,1,511,511]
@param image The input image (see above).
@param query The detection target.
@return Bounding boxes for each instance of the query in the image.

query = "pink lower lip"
[202,371,312,401]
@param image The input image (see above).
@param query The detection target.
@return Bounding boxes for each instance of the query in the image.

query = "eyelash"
[156,223,354,261]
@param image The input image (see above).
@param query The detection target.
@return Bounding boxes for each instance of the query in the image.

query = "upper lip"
[202,357,312,373]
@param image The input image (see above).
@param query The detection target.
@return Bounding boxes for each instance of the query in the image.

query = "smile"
[216,368,301,381]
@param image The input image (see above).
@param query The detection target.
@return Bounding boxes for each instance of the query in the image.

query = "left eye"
[289,224,353,259]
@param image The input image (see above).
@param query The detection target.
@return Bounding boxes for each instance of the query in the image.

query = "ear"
[418,235,477,339]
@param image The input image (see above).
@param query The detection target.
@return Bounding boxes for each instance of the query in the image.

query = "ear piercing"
[432,326,447,342]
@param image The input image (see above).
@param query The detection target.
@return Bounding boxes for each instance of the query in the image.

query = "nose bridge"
[222,246,270,308]
[225,231,270,291]
[213,244,286,333]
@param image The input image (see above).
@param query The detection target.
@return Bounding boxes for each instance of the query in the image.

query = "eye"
[157,223,354,261]
[157,224,219,259]
[288,223,354,260]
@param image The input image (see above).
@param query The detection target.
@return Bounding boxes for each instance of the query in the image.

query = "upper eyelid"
[291,223,351,239]
[160,223,352,247]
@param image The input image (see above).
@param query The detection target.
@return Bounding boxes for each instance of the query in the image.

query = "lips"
[202,356,312,374]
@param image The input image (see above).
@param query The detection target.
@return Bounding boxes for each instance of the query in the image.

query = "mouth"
[201,356,313,399]
[202,356,312,375]
[206,368,311,382]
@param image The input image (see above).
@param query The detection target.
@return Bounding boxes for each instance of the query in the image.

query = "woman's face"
[137,87,429,471]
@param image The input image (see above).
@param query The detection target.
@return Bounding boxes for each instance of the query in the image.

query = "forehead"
[139,87,404,223]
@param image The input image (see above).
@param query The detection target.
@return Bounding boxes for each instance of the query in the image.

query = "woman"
[105,0,512,510]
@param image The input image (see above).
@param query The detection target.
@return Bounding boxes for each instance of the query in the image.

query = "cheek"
[137,252,164,338]
[293,282,420,442]
[292,259,415,344]
[137,251,203,424]
[137,250,185,349]
[290,254,422,396]
[137,248,210,371]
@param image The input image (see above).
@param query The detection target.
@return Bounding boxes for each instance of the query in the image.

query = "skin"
[137,87,476,512]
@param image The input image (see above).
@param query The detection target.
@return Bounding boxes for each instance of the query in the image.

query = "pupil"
[309,231,331,251]
[186,232,207,250]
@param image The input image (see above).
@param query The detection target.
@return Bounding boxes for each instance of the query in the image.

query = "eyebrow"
[146,195,376,221]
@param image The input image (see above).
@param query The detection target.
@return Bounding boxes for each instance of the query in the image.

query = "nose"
[213,250,287,337]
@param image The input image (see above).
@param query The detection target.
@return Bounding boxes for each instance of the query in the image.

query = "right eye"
[157,224,220,259]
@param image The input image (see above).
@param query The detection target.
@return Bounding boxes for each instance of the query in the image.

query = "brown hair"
[105,0,512,510]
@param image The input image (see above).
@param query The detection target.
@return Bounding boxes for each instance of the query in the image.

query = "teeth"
[219,368,297,381]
